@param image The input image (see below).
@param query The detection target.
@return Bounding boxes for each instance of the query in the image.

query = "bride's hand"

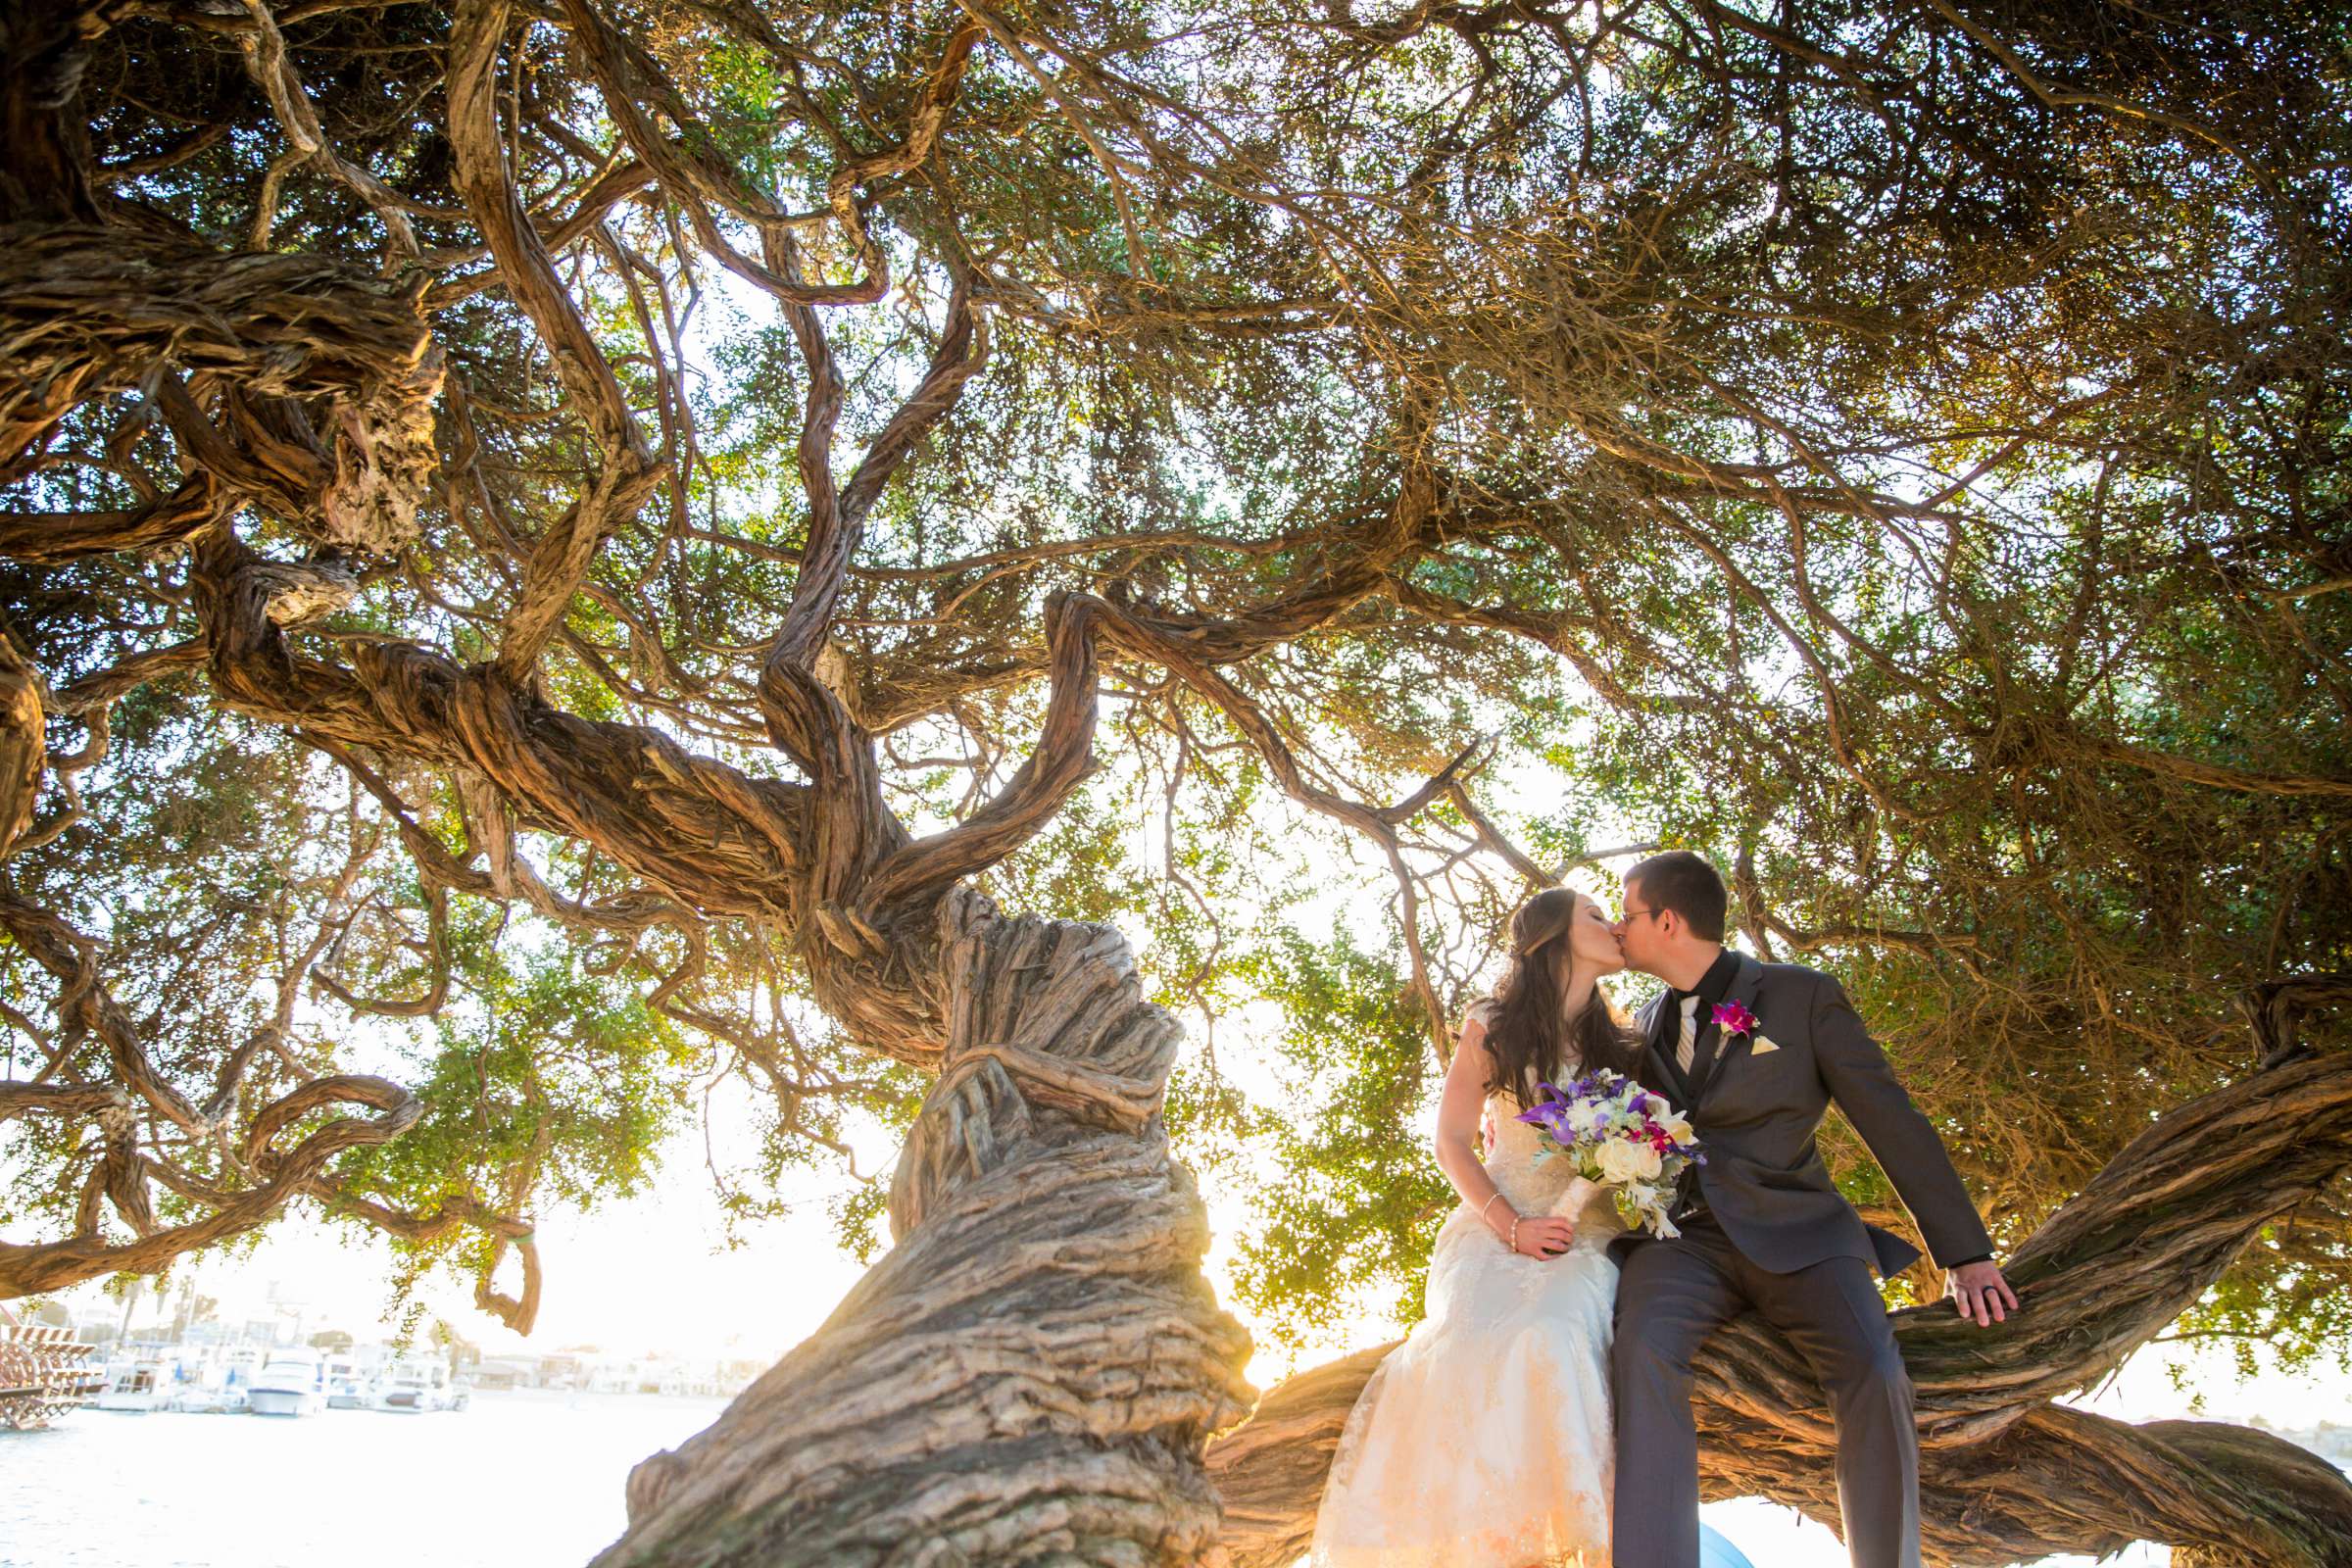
[1512,1215,1576,1259]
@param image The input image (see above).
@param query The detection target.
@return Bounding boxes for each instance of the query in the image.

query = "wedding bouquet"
[1512,1071,1705,1239]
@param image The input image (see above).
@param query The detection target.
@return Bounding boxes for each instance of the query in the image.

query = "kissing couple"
[1308,852,2018,1568]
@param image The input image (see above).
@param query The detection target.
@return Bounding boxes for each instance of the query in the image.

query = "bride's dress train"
[1308,1088,1620,1568]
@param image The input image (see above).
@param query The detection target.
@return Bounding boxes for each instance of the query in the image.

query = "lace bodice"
[1486,1092,1576,1209]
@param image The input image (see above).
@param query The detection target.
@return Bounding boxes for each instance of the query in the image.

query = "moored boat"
[93,1356,171,1412]
[323,1355,373,1409]
[248,1348,326,1417]
[165,1380,248,1414]
[378,1358,455,1411]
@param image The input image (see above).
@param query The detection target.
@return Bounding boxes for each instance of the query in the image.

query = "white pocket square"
[1749,1034,1781,1055]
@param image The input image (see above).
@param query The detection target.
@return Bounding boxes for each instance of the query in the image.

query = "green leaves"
[1223,928,1453,1348]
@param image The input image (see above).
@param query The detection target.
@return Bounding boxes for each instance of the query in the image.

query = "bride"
[1310,886,1641,1568]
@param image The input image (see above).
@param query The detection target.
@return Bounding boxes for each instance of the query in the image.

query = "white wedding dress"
[1308,1080,1621,1568]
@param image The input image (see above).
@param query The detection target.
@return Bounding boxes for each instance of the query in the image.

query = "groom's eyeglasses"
[1620,905,1661,923]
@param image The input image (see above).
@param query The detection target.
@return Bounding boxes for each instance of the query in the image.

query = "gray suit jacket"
[1621,953,1991,1278]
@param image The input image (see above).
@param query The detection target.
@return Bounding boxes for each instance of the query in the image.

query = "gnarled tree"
[2,0,2347,1563]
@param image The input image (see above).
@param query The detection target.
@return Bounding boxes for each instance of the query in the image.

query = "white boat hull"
[166,1388,249,1414]
[93,1391,166,1412]
[248,1388,323,1417]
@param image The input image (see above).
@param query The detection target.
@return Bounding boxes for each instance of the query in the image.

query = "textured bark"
[193,531,810,896]
[598,892,1255,1567]
[0,222,441,553]
[0,1082,129,1121]
[1205,979,2352,1568]
[447,0,663,680]
[0,633,41,855]
[0,0,107,224]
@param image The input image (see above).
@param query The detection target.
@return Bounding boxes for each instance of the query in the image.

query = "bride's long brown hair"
[1480,887,1641,1104]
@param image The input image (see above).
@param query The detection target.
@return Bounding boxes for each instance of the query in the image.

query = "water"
[0,1390,725,1568]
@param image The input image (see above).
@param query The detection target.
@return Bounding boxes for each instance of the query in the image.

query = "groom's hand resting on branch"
[1511,1215,1576,1259]
[1948,1259,2019,1326]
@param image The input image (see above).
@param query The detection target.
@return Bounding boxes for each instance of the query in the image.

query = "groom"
[1607,851,2016,1568]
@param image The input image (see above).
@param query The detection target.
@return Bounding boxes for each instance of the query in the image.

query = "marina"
[41,1337,765,1422]
[0,1284,773,1432]
[76,1343,465,1420]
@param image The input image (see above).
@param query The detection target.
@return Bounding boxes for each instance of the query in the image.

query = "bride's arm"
[1435,1016,1574,1259]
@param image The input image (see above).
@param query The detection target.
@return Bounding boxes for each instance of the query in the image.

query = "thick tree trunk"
[598,892,1255,1567]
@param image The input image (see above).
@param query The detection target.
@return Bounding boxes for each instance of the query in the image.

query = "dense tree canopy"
[3,0,2349,1560]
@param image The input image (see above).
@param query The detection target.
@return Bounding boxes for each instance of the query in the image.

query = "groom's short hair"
[1626,851,1728,942]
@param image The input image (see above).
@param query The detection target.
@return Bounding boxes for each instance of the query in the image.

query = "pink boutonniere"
[1714,998,1780,1054]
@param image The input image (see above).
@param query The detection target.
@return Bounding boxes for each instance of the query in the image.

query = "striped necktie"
[1676,994,1701,1076]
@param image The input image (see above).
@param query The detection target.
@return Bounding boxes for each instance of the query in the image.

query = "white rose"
[1593,1139,1642,1185]
[1628,1141,1664,1182]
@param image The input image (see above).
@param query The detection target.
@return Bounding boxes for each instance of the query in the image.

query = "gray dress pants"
[1609,1214,1920,1568]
